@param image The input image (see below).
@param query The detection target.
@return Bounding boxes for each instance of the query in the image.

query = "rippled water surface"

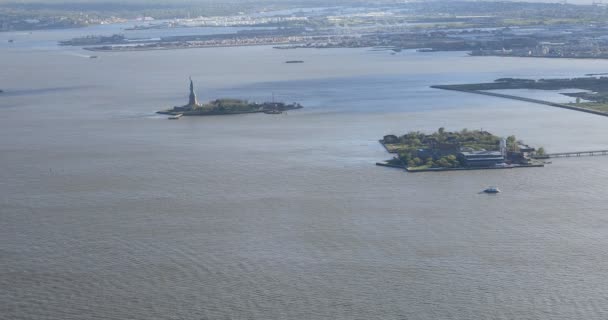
[2,26,608,320]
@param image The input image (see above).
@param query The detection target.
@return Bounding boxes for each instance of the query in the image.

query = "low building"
[432,142,461,156]
[458,151,505,167]
[518,145,536,153]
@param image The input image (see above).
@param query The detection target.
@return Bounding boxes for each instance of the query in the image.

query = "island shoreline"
[377,130,545,173]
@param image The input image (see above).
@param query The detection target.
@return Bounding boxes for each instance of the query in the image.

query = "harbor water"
[2,26,608,320]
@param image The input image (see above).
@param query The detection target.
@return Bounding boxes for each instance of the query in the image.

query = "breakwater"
[431,85,608,117]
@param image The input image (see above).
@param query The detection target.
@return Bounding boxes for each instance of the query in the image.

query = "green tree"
[400,152,411,163]
[446,155,459,167]
[506,135,517,145]
[506,135,519,152]
[437,157,450,168]
[537,147,546,156]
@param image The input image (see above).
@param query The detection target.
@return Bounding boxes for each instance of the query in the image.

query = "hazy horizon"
[0,0,600,6]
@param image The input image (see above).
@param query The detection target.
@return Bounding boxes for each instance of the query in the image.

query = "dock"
[375,162,406,169]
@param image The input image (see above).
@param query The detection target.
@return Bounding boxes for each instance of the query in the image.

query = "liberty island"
[157,78,303,117]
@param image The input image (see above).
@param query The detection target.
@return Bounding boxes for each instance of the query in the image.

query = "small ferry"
[483,186,501,194]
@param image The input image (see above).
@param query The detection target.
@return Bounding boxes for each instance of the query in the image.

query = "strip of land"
[431,77,608,117]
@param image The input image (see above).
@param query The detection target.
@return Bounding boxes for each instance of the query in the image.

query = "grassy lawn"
[569,103,608,113]
[383,144,409,153]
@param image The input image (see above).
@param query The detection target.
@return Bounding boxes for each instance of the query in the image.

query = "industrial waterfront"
[3,23,608,320]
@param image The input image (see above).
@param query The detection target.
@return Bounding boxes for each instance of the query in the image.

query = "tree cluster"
[383,128,504,168]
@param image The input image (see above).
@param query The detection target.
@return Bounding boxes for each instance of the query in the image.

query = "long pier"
[431,85,608,117]
[533,150,608,159]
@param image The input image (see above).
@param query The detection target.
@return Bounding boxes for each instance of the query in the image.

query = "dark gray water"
[2,26,608,320]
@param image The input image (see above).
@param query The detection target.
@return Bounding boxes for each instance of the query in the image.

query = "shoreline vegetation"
[377,128,545,172]
[431,77,608,116]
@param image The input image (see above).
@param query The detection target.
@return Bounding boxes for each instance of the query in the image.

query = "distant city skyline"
[0,0,602,5]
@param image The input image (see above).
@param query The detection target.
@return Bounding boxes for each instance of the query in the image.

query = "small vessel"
[483,186,501,194]
[263,109,282,114]
[285,60,304,64]
[8,39,14,43]
[168,113,183,120]
[89,55,98,59]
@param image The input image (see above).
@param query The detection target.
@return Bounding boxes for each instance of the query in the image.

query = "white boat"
[168,113,183,120]
[483,186,501,194]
